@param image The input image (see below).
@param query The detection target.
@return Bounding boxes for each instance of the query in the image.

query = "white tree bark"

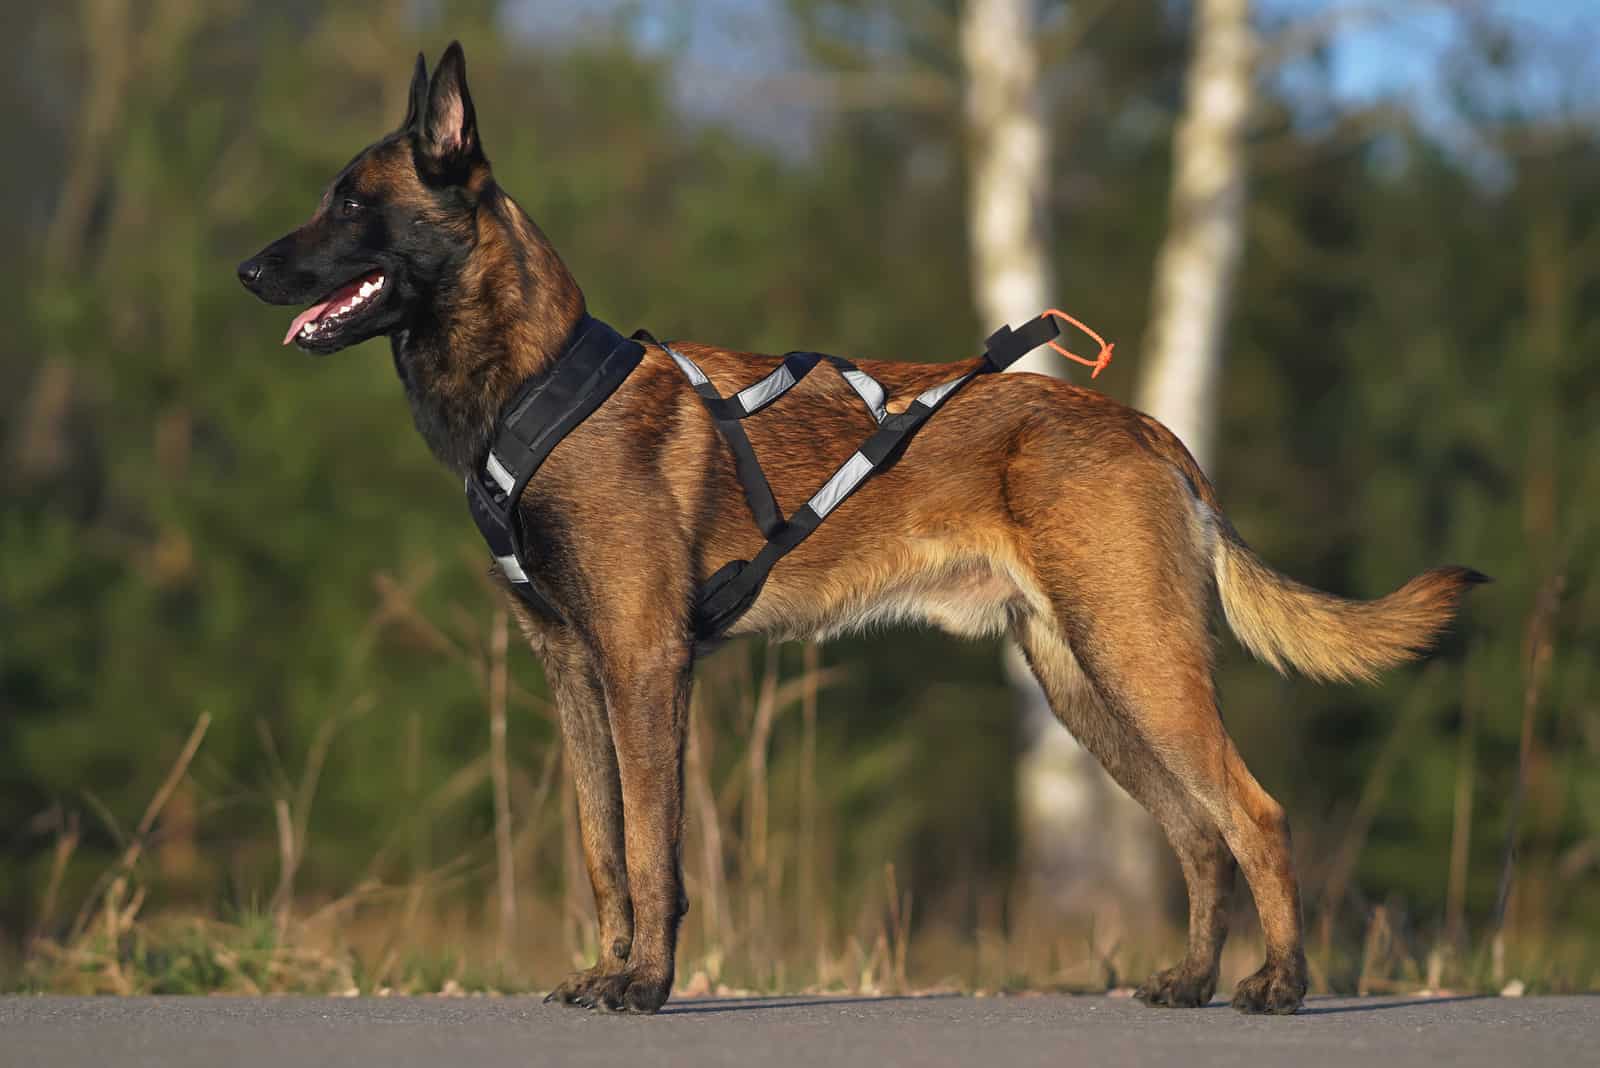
[961,0,1167,933]
[1136,0,1256,473]
[959,0,1055,376]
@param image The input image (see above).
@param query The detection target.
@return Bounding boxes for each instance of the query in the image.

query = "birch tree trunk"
[1136,0,1256,474]
[960,0,1054,375]
[961,0,1166,936]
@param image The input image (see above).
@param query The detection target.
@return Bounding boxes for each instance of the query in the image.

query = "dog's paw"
[543,967,620,1008]
[1135,964,1218,1008]
[1230,960,1307,1015]
[573,969,672,1015]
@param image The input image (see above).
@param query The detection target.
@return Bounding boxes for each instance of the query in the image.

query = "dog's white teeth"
[358,281,376,297]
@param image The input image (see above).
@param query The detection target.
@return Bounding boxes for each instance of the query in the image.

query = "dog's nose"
[237,257,267,289]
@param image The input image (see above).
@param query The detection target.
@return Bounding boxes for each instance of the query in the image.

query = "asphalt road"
[2,993,1594,1068]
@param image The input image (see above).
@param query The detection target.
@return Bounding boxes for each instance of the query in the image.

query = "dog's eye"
[339,197,362,218]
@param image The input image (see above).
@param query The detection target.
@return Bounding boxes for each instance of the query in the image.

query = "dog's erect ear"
[402,52,429,132]
[419,41,481,170]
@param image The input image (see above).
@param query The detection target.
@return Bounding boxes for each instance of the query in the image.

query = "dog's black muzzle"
[237,230,331,306]
[237,254,278,296]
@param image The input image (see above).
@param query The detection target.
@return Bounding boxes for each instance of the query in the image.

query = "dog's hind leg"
[534,629,637,1008]
[1030,578,1305,1016]
[1116,657,1305,1015]
[1011,447,1299,1010]
[1011,610,1235,1007]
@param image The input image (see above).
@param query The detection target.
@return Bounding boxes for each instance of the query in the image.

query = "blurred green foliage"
[1,0,1596,987]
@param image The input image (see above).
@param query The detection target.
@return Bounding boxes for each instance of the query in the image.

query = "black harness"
[467,312,1067,648]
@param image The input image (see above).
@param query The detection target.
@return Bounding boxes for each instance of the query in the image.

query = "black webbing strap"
[467,315,644,623]
[634,331,801,539]
[982,314,1061,371]
[712,351,825,420]
[680,312,1064,646]
[692,375,969,643]
[700,350,886,425]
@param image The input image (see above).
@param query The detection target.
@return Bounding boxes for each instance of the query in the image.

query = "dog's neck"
[391,181,586,477]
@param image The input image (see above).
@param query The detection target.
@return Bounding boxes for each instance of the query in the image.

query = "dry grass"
[18,882,1596,998]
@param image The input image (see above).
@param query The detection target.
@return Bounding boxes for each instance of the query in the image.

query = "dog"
[239,42,1484,1015]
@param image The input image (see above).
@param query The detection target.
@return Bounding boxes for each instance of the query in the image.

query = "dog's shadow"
[660,993,947,1016]
[1292,993,1492,1016]
[659,992,1493,1017]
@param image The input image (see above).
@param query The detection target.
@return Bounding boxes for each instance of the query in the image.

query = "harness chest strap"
[465,315,644,624]
[467,310,1091,645]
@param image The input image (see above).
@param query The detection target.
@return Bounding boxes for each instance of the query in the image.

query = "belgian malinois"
[239,43,1484,1015]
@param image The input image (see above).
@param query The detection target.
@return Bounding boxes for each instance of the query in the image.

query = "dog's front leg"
[538,630,636,1008]
[582,637,694,1015]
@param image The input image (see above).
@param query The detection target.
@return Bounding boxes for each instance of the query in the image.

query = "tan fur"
[1210,522,1482,683]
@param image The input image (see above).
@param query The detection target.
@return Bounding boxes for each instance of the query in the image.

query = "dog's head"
[238,42,489,355]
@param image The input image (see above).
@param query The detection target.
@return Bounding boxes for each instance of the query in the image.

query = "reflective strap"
[840,369,888,423]
[915,373,973,409]
[666,335,999,644]
[665,341,786,537]
[495,553,529,584]
[808,451,874,518]
[737,362,798,414]
[485,451,516,495]
[669,349,709,385]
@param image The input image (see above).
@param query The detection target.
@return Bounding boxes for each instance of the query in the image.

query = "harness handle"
[1042,308,1115,379]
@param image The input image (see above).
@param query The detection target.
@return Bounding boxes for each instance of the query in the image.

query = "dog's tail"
[1148,419,1486,685]
[1207,518,1486,684]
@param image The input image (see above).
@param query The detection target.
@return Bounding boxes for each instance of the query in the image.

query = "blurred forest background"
[2,0,1598,996]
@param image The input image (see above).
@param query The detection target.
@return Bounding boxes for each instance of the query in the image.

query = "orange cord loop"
[1042,308,1115,379]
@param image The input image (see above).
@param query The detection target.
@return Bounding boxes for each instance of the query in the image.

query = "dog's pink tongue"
[284,300,334,346]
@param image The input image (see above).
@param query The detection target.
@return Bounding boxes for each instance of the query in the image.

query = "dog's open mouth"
[283,270,387,345]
